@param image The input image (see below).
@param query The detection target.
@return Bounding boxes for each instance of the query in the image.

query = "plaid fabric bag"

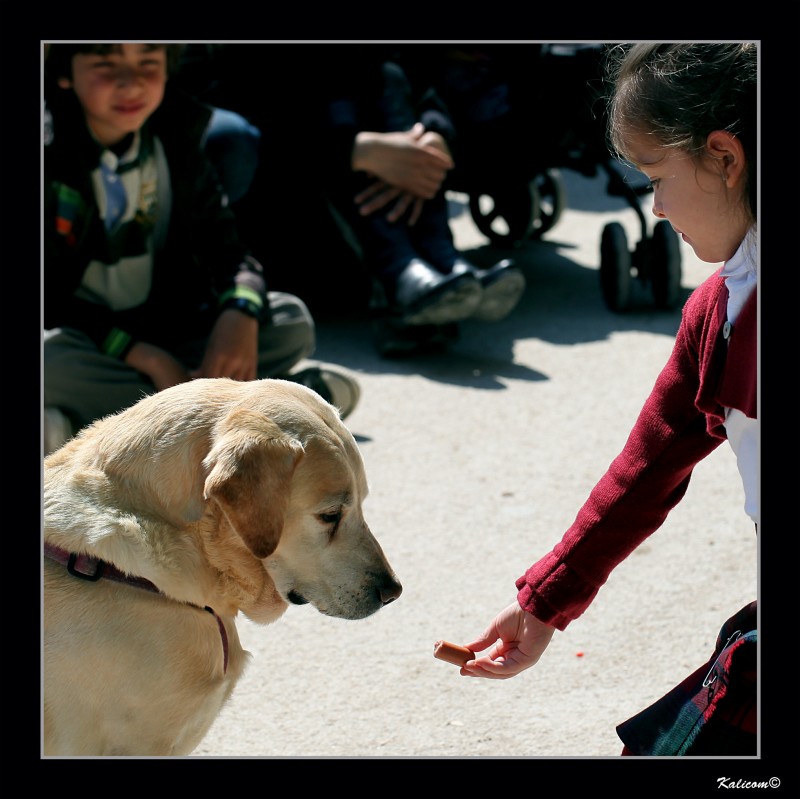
[616,601,757,756]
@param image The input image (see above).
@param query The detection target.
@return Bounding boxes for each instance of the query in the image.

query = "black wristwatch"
[223,297,262,320]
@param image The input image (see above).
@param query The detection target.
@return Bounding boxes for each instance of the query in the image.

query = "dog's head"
[202,380,402,622]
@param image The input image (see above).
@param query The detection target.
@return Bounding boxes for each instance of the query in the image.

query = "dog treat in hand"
[433,640,474,667]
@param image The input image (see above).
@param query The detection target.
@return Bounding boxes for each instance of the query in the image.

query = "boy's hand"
[190,309,259,381]
[125,341,191,391]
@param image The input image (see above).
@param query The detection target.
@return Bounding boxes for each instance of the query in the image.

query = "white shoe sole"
[316,368,361,420]
[472,269,526,321]
[402,281,483,326]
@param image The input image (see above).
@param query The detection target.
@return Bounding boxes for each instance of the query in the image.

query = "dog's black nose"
[380,577,403,605]
[287,590,309,606]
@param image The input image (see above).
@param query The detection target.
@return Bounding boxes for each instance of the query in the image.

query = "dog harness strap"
[44,542,229,675]
[44,541,159,592]
[205,607,229,674]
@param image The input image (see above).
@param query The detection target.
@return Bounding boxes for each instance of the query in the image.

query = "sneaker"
[289,366,361,420]
[44,406,73,456]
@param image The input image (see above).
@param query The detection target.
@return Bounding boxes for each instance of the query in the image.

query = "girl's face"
[625,132,751,264]
[58,44,168,148]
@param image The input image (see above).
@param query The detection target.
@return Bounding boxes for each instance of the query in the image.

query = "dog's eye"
[318,510,342,539]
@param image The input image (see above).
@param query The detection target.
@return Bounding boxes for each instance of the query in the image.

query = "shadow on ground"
[312,238,690,390]
[307,168,691,391]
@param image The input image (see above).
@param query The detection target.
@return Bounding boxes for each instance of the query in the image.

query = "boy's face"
[58,44,168,147]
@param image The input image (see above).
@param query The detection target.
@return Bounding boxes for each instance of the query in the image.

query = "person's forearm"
[351,131,381,172]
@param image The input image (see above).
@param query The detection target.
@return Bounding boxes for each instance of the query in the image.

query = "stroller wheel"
[469,181,539,247]
[600,222,632,312]
[530,169,567,239]
[649,220,682,309]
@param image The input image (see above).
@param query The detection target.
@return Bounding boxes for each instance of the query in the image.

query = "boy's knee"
[203,107,261,204]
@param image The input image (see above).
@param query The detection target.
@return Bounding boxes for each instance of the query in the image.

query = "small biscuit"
[433,640,474,667]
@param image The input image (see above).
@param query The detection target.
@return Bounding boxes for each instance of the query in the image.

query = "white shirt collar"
[98,131,141,172]
[721,226,758,324]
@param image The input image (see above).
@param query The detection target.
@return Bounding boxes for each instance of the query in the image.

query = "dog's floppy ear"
[203,408,304,559]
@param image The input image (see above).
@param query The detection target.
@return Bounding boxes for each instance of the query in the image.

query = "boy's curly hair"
[45,43,187,80]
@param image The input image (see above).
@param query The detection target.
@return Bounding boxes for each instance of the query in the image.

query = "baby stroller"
[420,43,683,312]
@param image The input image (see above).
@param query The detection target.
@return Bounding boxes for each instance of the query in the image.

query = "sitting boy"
[43,43,359,455]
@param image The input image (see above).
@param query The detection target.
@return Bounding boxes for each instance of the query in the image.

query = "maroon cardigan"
[516,269,757,630]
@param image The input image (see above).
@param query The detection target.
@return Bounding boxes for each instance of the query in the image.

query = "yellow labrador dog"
[43,378,402,756]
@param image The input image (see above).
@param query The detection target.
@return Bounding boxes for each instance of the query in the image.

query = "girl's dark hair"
[604,43,757,220]
[45,43,187,80]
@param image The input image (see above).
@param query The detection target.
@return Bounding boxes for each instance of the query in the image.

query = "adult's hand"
[351,123,453,199]
[354,179,424,224]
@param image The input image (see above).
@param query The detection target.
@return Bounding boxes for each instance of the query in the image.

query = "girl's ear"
[56,77,72,90]
[706,130,747,188]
